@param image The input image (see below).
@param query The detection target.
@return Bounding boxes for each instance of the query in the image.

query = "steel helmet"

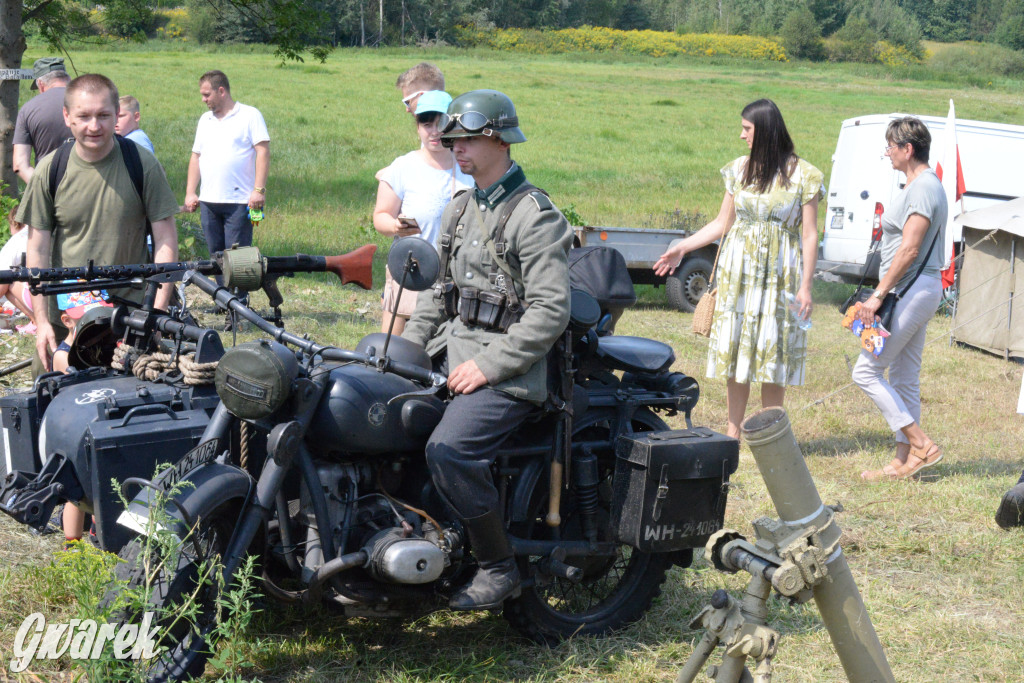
[439,90,526,145]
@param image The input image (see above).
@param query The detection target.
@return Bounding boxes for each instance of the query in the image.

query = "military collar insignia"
[475,163,526,210]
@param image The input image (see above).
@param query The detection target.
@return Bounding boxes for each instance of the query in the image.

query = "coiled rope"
[112,344,218,385]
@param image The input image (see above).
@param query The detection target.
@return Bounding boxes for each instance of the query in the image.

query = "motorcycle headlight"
[215,340,298,420]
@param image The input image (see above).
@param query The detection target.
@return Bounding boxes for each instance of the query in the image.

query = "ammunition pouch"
[435,281,459,319]
[433,283,527,333]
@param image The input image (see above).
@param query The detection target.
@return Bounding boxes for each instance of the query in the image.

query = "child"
[0,205,34,324]
[54,288,113,545]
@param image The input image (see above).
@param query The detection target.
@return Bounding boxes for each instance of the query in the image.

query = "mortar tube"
[741,407,895,683]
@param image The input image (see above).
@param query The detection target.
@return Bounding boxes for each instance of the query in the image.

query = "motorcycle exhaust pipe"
[741,407,894,683]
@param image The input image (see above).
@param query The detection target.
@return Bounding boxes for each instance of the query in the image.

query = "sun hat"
[415,90,453,116]
[56,288,112,320]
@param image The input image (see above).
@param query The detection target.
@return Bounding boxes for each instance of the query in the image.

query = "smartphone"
[398,216,419,229]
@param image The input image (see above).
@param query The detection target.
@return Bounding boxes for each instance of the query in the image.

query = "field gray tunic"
[404,164,573,404]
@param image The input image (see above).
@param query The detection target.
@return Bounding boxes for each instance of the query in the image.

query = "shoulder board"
[453,188,471,199]
[527,191,553,212]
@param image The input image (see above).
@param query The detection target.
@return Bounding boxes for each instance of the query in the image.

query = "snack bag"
[841,301,889,357]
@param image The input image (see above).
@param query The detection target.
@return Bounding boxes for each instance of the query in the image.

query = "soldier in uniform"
[403,90,573,610]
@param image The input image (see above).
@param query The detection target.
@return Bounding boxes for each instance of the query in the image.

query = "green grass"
[2,46,1024,682]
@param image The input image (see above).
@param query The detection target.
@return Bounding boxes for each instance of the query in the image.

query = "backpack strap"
[47,139,76,202]
[116,135,152,257]
[116,135,144,202]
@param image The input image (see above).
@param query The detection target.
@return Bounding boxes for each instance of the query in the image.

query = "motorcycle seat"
[595,336,675,374]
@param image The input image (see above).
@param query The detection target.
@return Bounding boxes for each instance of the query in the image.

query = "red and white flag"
[935,99,965,287]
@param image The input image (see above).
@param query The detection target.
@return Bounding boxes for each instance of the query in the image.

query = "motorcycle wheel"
[103,502,238,682]
[503,408,673,644]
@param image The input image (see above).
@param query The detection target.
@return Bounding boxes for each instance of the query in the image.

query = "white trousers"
[852,275,943,444]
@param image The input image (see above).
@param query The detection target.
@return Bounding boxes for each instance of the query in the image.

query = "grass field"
[1,46,1024,682]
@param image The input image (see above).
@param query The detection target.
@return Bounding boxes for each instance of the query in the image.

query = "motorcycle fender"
[117,462,252,540]
[508,456,546,525]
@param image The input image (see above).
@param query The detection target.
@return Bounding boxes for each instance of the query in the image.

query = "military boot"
[450,510,521,610]
[995,472,1024,529]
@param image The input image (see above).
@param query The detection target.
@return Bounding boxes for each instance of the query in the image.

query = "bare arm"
[13,144,33,184]
[372,181,420,238]
[248,141,269,210]
[150,216,179,310]
[184,153,201,212]
[26,227,56,370]
[795,197,819,318]
[857,213,931,325]
[653,191,736,276]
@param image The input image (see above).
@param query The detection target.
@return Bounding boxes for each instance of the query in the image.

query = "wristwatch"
[254,187,266,194]
[872,290,885,300]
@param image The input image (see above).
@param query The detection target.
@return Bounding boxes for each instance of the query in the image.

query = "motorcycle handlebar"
[186,272,446,388]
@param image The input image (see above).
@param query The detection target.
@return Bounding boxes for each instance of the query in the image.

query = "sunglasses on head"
[438,111,515,136]
[401,90,426,108]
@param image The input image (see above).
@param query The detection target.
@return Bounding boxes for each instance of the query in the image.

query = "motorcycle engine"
[297,461,460,585]
[363,528,447,584]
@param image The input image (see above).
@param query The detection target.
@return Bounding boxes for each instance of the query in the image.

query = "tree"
[780,5,824,60]
[1,0,332,198]
[995,0,1024,50]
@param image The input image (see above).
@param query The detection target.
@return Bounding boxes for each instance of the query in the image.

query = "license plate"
[159,438,220,492]
[830,214,844,230]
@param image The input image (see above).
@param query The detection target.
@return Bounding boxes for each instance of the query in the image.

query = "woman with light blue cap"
[373,90,473,335]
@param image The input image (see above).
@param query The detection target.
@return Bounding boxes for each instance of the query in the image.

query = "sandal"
[861,463,901,482]
[895,443,943,479]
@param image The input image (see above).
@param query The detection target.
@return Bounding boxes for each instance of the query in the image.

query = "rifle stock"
[324,245,377,290]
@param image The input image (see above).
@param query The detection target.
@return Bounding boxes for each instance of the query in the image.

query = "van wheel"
[666,256,713,313]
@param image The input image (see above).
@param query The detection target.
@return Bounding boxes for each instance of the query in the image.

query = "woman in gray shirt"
[856,117,946,481]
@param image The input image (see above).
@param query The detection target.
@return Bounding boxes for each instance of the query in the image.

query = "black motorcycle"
[0,242,737,681]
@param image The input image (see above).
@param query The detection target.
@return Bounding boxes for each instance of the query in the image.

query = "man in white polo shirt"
[184,69,269,283]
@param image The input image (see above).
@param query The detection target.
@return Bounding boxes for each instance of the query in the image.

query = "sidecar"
[0,370,220,552]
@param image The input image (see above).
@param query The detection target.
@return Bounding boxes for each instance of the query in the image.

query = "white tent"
[952,198,1024,360]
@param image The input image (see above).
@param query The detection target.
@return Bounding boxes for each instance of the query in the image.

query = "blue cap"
[415,90,452,116]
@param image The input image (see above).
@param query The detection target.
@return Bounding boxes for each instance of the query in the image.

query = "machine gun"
[0,245,376,366]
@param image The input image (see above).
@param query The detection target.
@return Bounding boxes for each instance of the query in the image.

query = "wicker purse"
[691,240,723,338]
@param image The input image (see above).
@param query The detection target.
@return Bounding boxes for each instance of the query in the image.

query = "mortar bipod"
[676,504,843,683]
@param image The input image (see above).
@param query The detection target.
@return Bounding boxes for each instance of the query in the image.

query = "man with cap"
[12,58,72,183]
[403,89,573,610]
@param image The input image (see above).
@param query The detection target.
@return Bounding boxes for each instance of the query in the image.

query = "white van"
[817,113,1024,284]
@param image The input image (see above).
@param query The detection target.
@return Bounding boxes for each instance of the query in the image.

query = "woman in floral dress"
[654,99,824,438]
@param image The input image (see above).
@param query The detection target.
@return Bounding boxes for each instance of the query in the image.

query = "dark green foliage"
[616,0,652,30]
[827,15,879,62]
[104,0,156,40]
[995,0,1024,51]
[847,0,924,56]
[780,5,825,61]
[806,0,848,35]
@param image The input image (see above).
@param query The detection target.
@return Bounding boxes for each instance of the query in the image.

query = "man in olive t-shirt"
[17,74,179,372]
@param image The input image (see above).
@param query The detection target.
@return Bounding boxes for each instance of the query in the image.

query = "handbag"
[841,228,941,331]
[691,239,723,337]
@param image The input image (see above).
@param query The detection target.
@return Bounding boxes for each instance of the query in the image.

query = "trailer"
[572,225,717,313]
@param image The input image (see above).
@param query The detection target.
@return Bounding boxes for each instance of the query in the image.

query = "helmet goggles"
[439,110,518,137]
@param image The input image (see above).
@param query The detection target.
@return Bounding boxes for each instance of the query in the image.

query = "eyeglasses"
[416,112,440,125]
[883,142,906,154]
[401,90,426,109]
[438,111,516,136]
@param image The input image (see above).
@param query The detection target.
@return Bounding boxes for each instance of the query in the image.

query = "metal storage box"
[610,427,738,552]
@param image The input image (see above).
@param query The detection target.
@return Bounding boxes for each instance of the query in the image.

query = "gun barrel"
[741,408,895,683]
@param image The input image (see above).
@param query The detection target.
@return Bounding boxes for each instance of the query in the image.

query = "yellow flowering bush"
[453,26,787,62]
[154,8,188,41]
[875,41,922,67]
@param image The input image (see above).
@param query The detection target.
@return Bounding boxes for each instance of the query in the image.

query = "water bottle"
[783,291,812,330]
